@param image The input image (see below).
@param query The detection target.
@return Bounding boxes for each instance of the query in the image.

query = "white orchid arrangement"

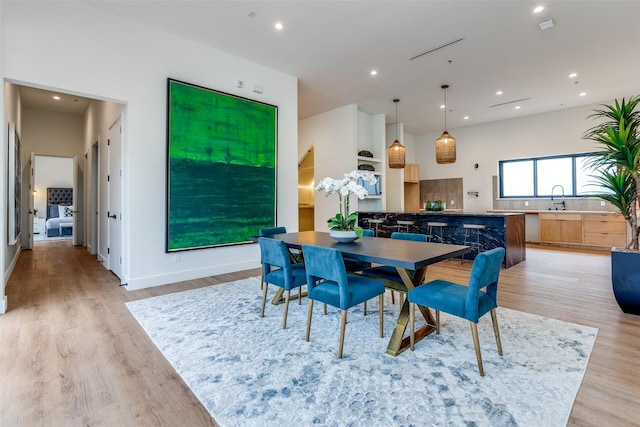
[315,169,377,234]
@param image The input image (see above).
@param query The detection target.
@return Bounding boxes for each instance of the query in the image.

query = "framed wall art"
[8,122,22,245]
[166,79,277,252]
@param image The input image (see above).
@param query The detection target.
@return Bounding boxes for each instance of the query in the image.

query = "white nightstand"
[33,217,45,234]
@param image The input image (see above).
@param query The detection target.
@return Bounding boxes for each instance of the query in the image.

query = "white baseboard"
[125,258,260,291]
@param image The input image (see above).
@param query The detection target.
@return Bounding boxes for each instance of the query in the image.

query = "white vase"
[329,229,359,243]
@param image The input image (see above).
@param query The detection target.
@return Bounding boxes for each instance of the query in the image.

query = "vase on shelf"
[329,229,359,243]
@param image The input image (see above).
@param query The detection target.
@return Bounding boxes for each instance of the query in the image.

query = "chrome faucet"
[551,185,566,210]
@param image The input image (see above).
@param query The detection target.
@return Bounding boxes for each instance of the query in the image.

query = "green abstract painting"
[166,79,277,252]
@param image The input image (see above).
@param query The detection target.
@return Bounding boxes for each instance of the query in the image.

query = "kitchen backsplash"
[491,175,617,212]
[420,178,464,210]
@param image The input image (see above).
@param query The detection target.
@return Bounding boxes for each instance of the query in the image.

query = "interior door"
[26,152,35,250]
[107,116,124,282]
[72,155,82,246]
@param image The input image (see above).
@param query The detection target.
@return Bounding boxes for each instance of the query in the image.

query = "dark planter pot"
[611,248,640,315]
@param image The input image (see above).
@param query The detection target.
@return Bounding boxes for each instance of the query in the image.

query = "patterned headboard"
[47,187,73,206]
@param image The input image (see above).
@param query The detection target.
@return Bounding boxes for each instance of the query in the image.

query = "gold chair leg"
[338,310,347,358]
[364,301,367,316]
[379,294,384,338]
[306,299,314,342]
[391,290,396,304]
[409,302,415,350]
[490,309,503,356]
[282,290,291,329]
[323,303,327,315]
[436,310,440,334]
[260,271,264,290]
[298,286,302,305]
[261,283,269,317]
[470,322,485,377]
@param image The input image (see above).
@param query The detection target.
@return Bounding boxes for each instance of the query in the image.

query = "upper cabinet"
[403,163,420,211]
[356,111,386,212]
[404,163,419,183]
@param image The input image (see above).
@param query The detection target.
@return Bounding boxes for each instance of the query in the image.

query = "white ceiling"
[25,1,640,135]
[20,86,92,116]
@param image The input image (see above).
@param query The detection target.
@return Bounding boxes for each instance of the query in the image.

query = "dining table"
[264,231,471,356]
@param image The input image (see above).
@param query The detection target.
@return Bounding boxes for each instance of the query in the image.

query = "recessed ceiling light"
[515,105,521,110]
[440,104,445,109]
[274,22,283,30]
[370,70,378,76]
[496,90,503,95]
[53,96,61,100]
[463,116,469,120]
[533,6,544,13]
[579,92,587,97]
[569,73,577,78]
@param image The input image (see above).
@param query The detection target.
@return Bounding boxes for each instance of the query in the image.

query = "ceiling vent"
[538,19,554,30]
[409,38,464,61]
[489,98,531,108]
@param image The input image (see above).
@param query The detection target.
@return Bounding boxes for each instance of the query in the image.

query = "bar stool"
[368,218,384,236]
[462,223,486,263]
[427,222,448,243]
[394,220,415,233]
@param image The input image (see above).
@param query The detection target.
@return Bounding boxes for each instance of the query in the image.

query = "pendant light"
[388,98,406,169]
[435,84,457,164]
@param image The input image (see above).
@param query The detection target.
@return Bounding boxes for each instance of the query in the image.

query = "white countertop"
[487,209,620,215]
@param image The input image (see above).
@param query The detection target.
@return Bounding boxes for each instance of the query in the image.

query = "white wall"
[2,81,21,310]
[23,107,83,217]
[2,1,298,291]
[386,123,406,211]
[22,107,84,157]
[414,103,604,212]
[83,100,123,260]
[0,0,4,313]
[299,104,358,230]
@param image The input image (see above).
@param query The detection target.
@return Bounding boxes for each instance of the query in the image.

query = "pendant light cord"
[394,98,399,139]
[441,84,449,132]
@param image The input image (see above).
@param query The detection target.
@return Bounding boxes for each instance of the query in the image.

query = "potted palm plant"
[583,96,640,314]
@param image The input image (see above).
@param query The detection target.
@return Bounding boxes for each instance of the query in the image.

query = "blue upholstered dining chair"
[342,228,374,273]
[259,226,287,237]
[302,244,386,358]
[258,227,301,291]
[258,237,308,329]
[408,247,506,376]
[361,232,429,305]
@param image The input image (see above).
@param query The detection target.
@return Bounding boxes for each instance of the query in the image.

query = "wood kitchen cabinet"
[538,212,629,248]
[583,213,628,247]
[539,213,583,244]
[404,163,419,183]
[403,163,420,211]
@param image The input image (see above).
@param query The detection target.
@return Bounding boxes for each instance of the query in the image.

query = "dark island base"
[359,211,526,268]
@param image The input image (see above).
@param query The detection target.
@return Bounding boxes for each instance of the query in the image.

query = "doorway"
[32,155,75,244]
[10,82,125,282]
[298,146,315,231]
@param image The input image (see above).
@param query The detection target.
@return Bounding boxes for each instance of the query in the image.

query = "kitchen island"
[358,211,526,268]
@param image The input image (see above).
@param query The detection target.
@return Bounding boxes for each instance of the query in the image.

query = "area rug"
[126,277,597,427]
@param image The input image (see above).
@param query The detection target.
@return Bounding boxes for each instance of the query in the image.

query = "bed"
[46,187,74,237]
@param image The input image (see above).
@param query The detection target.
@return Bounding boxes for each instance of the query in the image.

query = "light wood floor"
[1,241,639,426]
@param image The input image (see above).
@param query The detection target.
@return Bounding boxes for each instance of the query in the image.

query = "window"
[536,157,573,196]
[501,160,534,197]
[499,153,607,198]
